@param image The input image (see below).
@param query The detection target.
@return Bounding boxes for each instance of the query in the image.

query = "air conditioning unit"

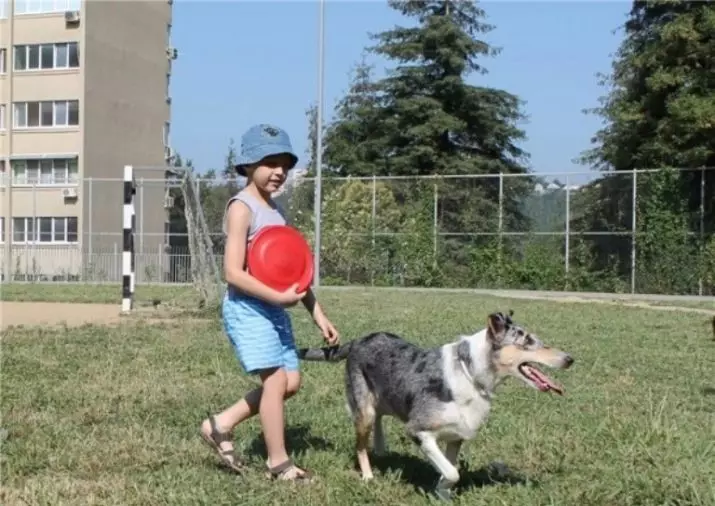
[166,47,178,60]
[164,146,175,162]
[62,188,78,199]
[164,195,175,209]
[65,10,80,24]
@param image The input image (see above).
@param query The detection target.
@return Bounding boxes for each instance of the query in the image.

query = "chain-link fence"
[2,167,713,295]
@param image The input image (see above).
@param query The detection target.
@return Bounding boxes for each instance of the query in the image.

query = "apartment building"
[0,0,174,281]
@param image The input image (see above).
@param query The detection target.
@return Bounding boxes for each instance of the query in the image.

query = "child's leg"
[201,371,301,458]
[258,367,289,466]
[259,366,311,480]
[203,369,301,436]
[261,317,309,479]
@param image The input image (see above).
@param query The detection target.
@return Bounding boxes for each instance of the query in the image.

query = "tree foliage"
[582,1,715,171]
[576,0,715,292]
[320,0,533,282]
[166,0,715,295]
[325,1,530,179]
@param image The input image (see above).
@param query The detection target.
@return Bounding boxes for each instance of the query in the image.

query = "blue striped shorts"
[221,287,299,375]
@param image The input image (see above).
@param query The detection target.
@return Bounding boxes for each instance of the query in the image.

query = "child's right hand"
[275,283,307,307]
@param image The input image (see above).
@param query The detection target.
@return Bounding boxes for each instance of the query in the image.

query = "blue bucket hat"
[234,124,299,176]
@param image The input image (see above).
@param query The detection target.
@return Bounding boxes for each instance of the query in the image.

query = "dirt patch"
[0,301,122,330]
[0,301,215,331]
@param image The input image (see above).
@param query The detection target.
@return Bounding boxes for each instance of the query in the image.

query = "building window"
[14,0,81,16]
[0,1,6,19]
[14,43,79,71]
[0,49,6,74]
[12,216,78,244]
[0,217,4,244]
[11,158,79,185]
[13,100,79,129]
[0,104,5,131]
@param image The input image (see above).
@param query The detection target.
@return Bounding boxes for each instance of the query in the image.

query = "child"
[200,124,339,482]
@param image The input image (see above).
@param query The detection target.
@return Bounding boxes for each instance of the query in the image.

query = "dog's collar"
[458,359,493,401]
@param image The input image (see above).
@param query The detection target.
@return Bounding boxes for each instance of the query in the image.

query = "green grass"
[0,283,197,306]
[2,289,715,505]
[2,282,714,312]
[644,299,715,311]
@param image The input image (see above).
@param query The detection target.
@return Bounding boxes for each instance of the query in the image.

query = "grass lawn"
[2,289,715,505]
[0,283,197,306]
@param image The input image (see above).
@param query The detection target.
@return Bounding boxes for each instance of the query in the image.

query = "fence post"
[433,181,438,268]
[139,177,145,256]
[121,165,136,312]
[113,242,118,282]
[497,173,504,286]
[88,177,93,263]
[313,175,322,288]
[32,182,37,281]
[565,174,571,286]
[699,166,705,296]
[371,175,376,286]
[158,243,163,284]
[630,169,637,294]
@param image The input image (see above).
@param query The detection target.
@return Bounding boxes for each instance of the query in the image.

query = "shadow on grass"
[370,451,535,494]
[701,386,715,396]
[246,423,335,459]
[207,424,335,476]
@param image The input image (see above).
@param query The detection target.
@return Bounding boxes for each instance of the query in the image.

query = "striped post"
[121,165,136,313]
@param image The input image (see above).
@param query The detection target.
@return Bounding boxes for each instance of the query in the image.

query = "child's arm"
[301,288,323,318]
[224,201,290,305]
[302,288,339,345]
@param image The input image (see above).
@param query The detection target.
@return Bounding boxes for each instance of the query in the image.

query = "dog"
[297,311,574,500]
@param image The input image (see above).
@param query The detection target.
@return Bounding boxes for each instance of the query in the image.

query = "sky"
[169,0,632,183]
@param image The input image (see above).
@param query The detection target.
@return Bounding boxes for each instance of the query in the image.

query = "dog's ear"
[505,309,514,324]
[487,312,507,344]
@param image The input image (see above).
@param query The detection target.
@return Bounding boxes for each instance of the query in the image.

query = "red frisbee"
[247,225,314,293]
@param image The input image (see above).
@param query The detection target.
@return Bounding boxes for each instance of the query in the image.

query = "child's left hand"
[314,312,339,346]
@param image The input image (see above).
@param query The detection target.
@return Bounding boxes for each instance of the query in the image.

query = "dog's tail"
[297,341,354,362]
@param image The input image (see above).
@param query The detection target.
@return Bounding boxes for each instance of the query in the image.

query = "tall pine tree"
[323,57,386,177]
[324,0,532,236]
[578,0,715,291]
[368,0,528,178]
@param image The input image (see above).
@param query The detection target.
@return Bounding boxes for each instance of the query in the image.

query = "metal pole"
[630,170,637,294]
[432,182,438,267]
[497,173,504,234]
[497,173,504,284]
[698,166,705,296]
[565,175,571,279]
[371,175,376,285]
[3,2,15,282]
[88,177,93,261]
[32,182,36,280]
[312,0,325,288]
[139,177,145,256]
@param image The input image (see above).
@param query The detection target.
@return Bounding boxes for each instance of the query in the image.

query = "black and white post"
[121,165,136,313]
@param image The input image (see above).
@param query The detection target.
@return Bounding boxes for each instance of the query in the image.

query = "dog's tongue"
[522,365,564,395]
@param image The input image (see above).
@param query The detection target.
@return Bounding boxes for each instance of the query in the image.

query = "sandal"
[199,413,246,474]
[266,459,314,482]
